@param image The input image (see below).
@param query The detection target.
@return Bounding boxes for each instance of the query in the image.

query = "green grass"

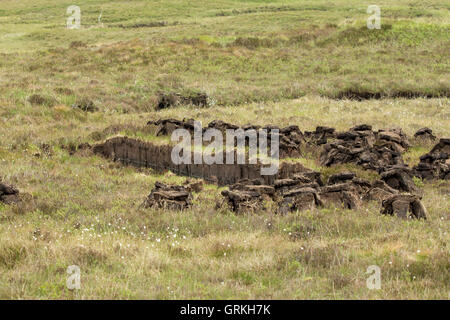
[0,0,448,110]
[0,0,449,299]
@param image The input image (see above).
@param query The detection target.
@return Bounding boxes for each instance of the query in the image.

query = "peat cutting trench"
[91,135,309,186]
[81,118,450,218]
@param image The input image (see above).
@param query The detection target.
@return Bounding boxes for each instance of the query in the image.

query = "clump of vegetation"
[71,98,98,112]
[28,94,56,107]
[156,90,212,110]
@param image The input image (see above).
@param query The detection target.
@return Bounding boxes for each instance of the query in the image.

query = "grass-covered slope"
[0,0,448,299]
[0,0,448,111]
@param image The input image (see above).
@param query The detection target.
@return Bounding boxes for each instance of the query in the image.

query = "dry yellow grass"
[0,96,448,299]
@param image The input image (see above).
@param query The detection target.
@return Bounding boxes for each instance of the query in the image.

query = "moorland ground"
[0,0,448,299]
